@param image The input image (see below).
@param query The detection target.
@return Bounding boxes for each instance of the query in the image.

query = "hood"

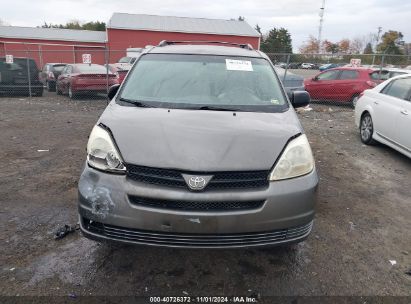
[99,103,303,171]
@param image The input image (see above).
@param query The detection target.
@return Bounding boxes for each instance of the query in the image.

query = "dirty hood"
[98,103,303,171]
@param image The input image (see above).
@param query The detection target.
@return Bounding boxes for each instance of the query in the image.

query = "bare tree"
[299,36,320,54]
[350,37,365,54]
[0,18,10,26]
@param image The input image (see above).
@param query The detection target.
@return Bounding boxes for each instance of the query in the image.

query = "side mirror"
[312,76,318,81]
[108,84,120,100]
[290,90,311,108]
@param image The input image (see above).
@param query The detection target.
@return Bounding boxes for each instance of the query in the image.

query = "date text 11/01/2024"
[149,296,258,303]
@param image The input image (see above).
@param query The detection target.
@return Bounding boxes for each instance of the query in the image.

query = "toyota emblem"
[188,176,206,189]
[182,174,213,191]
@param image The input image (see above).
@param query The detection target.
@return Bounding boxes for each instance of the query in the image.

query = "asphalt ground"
[0,91,410,302]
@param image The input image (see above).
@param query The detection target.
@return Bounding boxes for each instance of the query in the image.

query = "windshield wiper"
[119,97,156,108]
[196,105,241,112]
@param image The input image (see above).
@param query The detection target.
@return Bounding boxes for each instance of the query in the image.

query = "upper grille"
[128,195,265,211]
[126,164,269,191]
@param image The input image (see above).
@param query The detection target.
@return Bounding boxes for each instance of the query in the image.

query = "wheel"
[68,85,76,99]
[351,94,360,108]
[56,83,62,95]
[35,89,43,97]
[46,81,55,92]
[360,113,376,145]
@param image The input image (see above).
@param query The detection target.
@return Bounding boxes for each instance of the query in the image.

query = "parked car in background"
[287,62,301,69]
[274,62,287,69]
[274,67,304,91]
[319,63,344,72]
[56,64,118,99]
[304,67,378,106]
[113,56,138,70]
[301,63,316,69]
[355,74,411,158]
[39,63,67,92]
[78,42,318,248]
[0,57,43,96]
[370,68,411,82]
[105,64,129,84]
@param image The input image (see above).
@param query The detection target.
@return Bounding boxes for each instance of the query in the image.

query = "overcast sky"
[1,0,410,49]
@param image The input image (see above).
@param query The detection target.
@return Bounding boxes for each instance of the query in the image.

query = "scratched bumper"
[78,164,318,248]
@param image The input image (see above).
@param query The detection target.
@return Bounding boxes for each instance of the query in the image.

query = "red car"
[304,67,381,106]
[56,64,119,99]
[105,64,129,84]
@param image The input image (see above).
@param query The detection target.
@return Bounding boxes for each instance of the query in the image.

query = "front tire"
[56,83,62,95]
[47,81,55,92]
[360,113,376,145]
[35,89,43,97]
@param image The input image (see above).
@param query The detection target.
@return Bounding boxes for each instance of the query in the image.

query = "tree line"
[298,31,405,55]
[40,20,106,31]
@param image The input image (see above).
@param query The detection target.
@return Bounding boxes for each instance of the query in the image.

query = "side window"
[381,78,411,101]
[339,70,359,80]
[370,71,389,81]
[66,66,72,74]
[317,70,340,81]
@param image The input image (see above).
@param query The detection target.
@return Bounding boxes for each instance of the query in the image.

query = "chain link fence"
[1,49,410,110]
[267,52,411,111]
[0,49,128,101]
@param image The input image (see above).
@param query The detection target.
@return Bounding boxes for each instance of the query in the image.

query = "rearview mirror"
[289,90,311,108]
[108,84,120,100]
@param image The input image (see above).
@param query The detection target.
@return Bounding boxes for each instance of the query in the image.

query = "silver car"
[78,41,318,248]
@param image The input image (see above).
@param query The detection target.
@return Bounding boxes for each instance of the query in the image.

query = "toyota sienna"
[78,41,318,248]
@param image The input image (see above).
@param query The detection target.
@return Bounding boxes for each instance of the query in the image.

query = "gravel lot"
[0,92,410,299]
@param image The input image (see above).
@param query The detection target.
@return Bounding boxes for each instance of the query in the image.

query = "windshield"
[370,70,390,81]
[119,54,288,112]
[53,65,66,72]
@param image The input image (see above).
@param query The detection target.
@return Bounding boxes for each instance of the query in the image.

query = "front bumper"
[78,165,318,248]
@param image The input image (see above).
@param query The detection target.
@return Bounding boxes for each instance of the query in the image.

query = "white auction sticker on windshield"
[225,59,253,71]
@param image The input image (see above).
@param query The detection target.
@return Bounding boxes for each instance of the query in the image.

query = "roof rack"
[157,40,254,50]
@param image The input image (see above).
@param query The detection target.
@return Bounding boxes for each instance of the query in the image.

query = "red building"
[0,13,260,68]
[0,26,106,67]
[106,13,260,63]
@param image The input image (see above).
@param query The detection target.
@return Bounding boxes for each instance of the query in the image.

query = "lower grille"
[128,196,265,211]
[82,218,313,248]
[126,164,269,191]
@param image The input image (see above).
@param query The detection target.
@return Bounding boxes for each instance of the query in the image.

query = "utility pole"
[372,27,382,65]
[318,0,326,53]
[376,26,382,49]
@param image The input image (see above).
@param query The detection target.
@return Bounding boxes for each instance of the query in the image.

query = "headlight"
[269,134,314,181]
[86,125,125,173]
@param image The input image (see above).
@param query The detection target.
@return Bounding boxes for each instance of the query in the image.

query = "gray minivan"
[78,41,318,248]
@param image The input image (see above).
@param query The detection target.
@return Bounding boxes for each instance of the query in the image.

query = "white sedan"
[355,74,411,158]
